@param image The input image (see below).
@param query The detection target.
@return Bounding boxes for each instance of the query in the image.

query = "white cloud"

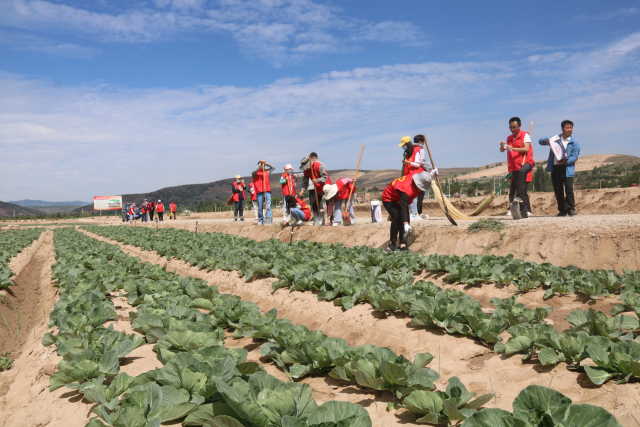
[0,0,426,63]
[1,32,640,200]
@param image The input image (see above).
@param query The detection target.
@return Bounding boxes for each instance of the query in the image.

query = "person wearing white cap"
[323,177,356,226]
[280,164,296,220]
[380,170,437,251]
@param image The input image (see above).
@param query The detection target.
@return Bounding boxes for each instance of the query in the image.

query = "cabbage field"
[1,225,635,425]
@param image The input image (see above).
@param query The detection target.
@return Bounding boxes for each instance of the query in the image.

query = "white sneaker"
[332,223,340,227]
[527,212,533,217]
[505,210,512,217]
[295,219,304,226]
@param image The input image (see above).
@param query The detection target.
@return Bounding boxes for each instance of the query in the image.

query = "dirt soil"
[0,231,92,427]
[81,229,640,426]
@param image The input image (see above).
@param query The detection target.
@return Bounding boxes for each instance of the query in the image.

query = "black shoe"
[520,211,528,219]
[398,245,409,251]
[240,217,245,221]
[385,242,397,252]
[557,212,567,217]
[568,209,577,216]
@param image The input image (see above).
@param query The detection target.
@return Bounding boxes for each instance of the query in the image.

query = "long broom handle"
[346,145,365,206]
[424,135,457,225]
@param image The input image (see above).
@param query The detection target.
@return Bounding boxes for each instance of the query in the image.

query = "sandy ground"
[0,231,93,427]
[103,211,640,272]
[80,229,640,426]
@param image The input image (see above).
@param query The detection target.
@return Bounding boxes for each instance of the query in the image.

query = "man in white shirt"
[539,120,581,216]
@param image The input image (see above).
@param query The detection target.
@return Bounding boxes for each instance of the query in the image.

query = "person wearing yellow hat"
[230,174,246,221]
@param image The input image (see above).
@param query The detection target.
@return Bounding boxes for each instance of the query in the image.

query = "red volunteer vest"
[336,177,355,200]
[281,172,296,197]
[253,169,271,193]
[304,161,332,192]
[156,203,165,213]
[231,181,245,202]
[295,196,312,221]
[381,175,421,203]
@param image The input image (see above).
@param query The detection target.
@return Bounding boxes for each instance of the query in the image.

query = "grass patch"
[0,353,13,372]
[468,219,505,233]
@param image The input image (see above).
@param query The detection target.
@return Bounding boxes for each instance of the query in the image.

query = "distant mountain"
[72,166,475,213]
[0,201,44,218]
[9,199,88,207]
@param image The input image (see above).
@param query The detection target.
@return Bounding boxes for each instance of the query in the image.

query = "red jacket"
[381,175,421,203]
[295,196,312,221]
[169,202,177,212]
[253,169,271,193]
[281,172,296,197]
[155,203,165,213]
[336,177,356,200]
[231,181,246,202]
[304,160,332,193]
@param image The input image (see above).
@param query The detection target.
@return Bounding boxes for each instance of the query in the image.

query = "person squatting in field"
[253,160,274,225]
[230,175,246,221]
[282,195,312,226]
[300,152,331,226]
[381,170,437,251]
[499,117,534,220]
[539,120,581,217]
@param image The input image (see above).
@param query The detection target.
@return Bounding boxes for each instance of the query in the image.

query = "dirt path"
[80,229,640,426]
[0,231,92,427]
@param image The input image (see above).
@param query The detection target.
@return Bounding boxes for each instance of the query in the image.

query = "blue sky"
[1,0,639,201]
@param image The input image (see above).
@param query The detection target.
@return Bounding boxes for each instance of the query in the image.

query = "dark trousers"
[383,201,407,245]
[509,163,532,215]
[551,165,575,214]
[234,200,244,219]
[149,210,154,221]
[158,212,163,221]
[416,192,425,215]
[308,190,322,223]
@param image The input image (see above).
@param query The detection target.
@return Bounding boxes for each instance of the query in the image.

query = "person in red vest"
[499,116,534,219]
[230,175,246,222]
[322,177,356,226]
[140,202,148,222]
[155,199,165,221]
[280,163,296,220]
[169,201,177,220]
[252,160,273,225]
[283,195,311,226]
[300,152,331,225]
[381,170,436,251]
[146,200,155,221]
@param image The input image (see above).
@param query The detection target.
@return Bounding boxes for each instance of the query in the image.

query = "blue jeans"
[332,199,354,224]
[289,208,305,221]
[257,192,272,223]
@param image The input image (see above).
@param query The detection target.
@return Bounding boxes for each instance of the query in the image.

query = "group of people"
[500,117,581,219]
[227,119,581,251]
[122,199,177,222]
[229,153,357,227]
